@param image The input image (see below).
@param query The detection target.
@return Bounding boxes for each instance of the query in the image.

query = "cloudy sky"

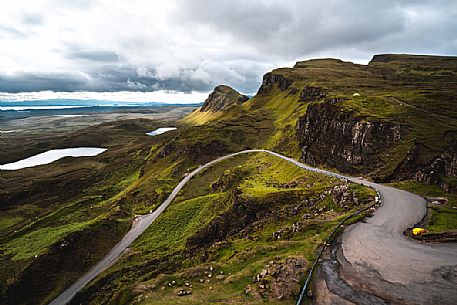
[0,0,456,99]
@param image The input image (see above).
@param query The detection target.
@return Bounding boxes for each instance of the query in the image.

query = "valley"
[1,54,457,305]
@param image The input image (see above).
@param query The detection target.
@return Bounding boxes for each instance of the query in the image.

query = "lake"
[0,147,107,170]
[146,127,177,136]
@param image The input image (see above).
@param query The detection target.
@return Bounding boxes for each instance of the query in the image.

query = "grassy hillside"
[0,120,163,303]
[1,54,456,304]
[182,54,457,238]
[185,54,457,182]
[70,153,375,305]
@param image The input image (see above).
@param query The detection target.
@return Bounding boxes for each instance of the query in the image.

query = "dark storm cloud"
[87,66,227,93]
[174,0,457,59]
[174,0,407,56]
[0,73,89,93]
[1,0,456,93]
[90,64,262,94]
[0,65,217,93]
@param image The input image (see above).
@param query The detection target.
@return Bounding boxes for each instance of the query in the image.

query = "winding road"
[49,149,457,305]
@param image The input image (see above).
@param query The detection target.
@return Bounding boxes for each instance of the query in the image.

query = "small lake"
[0,147,107,170]
[146,127,177,136]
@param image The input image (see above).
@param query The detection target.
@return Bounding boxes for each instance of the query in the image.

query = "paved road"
[335,181,457,304]
[49,149,457,305]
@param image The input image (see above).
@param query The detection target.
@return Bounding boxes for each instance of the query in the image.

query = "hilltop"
[183,85,249,124]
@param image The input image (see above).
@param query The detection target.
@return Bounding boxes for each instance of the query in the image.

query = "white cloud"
[0,0,455,94]
[0,90,208,103]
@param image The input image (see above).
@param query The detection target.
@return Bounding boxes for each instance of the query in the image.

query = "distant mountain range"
[0,99,202,110]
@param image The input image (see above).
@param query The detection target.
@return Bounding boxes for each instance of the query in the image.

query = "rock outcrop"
[443,143,457,178]
[411,142,457,193]
[257,72,293,94]
[332,184,359,211]
[200,85,249,112]
[299,86,327,102]
[251,258,306,300]
[296,99,406,175]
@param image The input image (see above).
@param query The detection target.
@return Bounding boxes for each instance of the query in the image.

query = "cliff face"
[186,54,457,191]
[257,72,293,94]
[409,142,457,192]
[252,54,457,190]
[296,99,406,175]
[200,85,249,112]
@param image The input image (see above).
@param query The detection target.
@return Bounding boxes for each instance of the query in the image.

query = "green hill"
[185,54,457,190]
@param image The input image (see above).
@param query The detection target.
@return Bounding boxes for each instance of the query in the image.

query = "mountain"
[184,54,457,191]
[2,54,456,305]
[200,85,249,112]
[183,85,249,124]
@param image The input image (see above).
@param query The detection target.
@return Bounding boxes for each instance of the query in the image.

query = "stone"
[244,285,253,294]
[257,72,293,94]
[200,85,249,112]
[297,99,406,173]
[299,86,326,102]
[177,289,192,296]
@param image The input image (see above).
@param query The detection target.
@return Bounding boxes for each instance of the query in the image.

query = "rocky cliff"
[185,54,457,190]
[200,85,249,112]
[296,99,406,175]
[408,142,457,192]
[257,72,294,94]
[258,55,457,189]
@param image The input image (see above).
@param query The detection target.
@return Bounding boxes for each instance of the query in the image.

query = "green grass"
[132,193,229,258]
[244,86,309,158]
[0,216,23,231]
[5,55,457,304]
[133,209,366,305]
[4,218,99,261]
[80,152,375,304]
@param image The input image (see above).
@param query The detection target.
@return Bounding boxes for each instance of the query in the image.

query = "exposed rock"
[272,222,303,240]
[287,87,299,96]
[299,86,326,102]
[177,289,192,296]
[332,184,358,211]
[200,85,249,112]
[185,190,258,251]
[413,142,457,193]
[252,258,306,300]
[443,142,457,178]
[297,99,406,174]
[244,285,253,295]
[257,72,293,94]
[390,141,457,193]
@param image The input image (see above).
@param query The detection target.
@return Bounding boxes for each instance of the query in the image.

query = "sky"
[0,0,456,101]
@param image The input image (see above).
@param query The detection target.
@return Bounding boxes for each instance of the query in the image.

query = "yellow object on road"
[412,228,426,235]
